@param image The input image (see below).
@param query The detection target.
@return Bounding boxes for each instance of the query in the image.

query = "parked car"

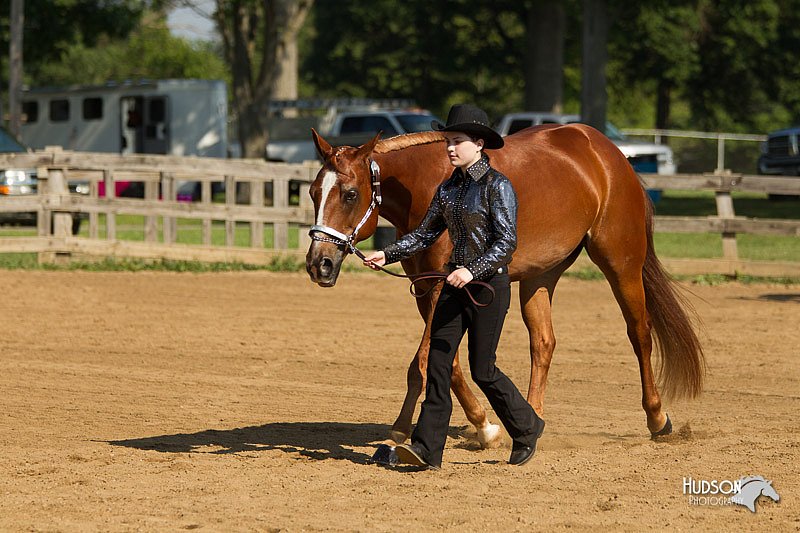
[0,126,86,234]
[757,125,800,199]
[266,107,443,164]
[495,112,676,175]
[758,126,800,176]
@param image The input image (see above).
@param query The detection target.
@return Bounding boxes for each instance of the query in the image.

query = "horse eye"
[344,189,358,203]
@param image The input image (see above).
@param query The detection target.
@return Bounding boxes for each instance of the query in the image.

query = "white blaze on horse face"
[316,171,338,226]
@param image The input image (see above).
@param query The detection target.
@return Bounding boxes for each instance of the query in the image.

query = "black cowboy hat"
[431,103,504,150]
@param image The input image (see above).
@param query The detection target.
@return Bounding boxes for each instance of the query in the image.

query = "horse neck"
[373,143,449,233]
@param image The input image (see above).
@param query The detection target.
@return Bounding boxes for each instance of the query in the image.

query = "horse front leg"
[388,334,427,445]
[387,280,439,445]
[450,351,502,448]
[388,282,498,449]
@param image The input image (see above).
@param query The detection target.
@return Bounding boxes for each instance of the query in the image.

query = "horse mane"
[375,131,445,154]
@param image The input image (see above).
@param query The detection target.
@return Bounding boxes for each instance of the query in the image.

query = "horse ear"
[355,131,382,160]
[311,128,334,161]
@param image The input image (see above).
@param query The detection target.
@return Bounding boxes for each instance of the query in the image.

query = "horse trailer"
[20,79,228,158]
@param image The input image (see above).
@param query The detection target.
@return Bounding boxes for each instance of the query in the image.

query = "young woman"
[362,104,545,469]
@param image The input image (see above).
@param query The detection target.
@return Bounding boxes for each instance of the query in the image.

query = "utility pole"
[9,0,25,136]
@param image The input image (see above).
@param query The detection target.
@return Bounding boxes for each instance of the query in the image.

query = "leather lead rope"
[350,246,495,308]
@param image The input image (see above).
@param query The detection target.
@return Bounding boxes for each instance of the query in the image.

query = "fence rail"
[1,149,799,276]
[622,128,767,173]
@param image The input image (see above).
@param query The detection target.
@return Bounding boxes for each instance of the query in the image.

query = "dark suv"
[758,126,800,176]
[0,126,86,233]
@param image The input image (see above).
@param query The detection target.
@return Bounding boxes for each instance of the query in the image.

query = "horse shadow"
[735,293,800,304]
[107,422,394,465]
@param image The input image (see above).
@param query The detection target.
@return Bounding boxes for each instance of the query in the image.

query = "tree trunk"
[215,0,313,158]
[580,0,609,132]
[272,28,300,117]
[9,0,24,137]
[656,79,671,130]
[525,0,565,113]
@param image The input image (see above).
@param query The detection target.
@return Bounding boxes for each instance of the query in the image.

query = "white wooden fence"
[1,148,798,275]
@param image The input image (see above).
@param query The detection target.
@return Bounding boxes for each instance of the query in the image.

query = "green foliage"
[0,0,145,86]
[301,0,800,132]
[302,0,530,119]
[35,25,228,86]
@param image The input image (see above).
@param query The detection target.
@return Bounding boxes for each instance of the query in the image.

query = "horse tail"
[642,195,706,400]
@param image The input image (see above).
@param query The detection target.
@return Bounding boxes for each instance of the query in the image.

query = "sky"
[167,0,218,42]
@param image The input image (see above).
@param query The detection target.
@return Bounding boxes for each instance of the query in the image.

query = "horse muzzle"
[306,243,346,287]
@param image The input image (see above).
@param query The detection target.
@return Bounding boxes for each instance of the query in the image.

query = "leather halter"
[308,158,495,307]
[309,158,382,256]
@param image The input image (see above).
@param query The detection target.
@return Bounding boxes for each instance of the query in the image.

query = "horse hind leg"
[519,277,557,415]
[586,243,669,436]
[519,247,583,415]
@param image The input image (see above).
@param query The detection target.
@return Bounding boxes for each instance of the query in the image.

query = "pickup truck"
[495,112,676,175]
[757,125,800,199]
[758,126,800,176]
[265,108,442,163]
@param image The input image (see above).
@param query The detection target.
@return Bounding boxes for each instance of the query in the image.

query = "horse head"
[306,129,382,287]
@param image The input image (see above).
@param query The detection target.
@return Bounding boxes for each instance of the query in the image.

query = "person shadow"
[107,422,393,465]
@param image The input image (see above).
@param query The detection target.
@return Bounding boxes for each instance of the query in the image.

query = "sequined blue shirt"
[382,154,518,280]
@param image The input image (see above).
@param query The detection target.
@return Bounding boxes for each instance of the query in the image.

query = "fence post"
[103,169,116,241]
[89,178,99,239]
[162,172,177,244]
[298,181,312,251]
[39,166,72,264]
[144,179,158,243]
[201,180,212,245]
[225,175,235,246]
[250,178,264,248]
[273,177,289,249]
[716,135,726,173]
[715,171,739,261]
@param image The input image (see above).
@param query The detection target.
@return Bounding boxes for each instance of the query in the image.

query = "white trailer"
[20,79,228,158]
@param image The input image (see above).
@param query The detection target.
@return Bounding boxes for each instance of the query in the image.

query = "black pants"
[411,271,539,467]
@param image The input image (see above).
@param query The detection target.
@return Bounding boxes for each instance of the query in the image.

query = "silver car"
[1,126,86,233]
[494,112,676,175]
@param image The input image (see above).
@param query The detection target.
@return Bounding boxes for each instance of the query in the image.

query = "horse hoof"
[651,414,673,439]
[476,422,503,449]
[389,430,408,445]
[370,444,398,466]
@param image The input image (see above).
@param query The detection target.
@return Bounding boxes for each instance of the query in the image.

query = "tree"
[580,0,609,131]
[213,0,313,158]
[302,0,528,120]
[34,23,228,86]
[1,0,146,127]
[611,0,701,129]
[686,0,782,131]
[524,0,566,113]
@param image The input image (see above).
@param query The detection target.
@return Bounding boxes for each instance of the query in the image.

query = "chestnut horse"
[305,124,704,452]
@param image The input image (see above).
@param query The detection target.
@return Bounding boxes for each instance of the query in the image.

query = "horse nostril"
[320,257,334,278]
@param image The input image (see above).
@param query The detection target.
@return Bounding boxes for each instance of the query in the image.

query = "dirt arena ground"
[0,269,797,531]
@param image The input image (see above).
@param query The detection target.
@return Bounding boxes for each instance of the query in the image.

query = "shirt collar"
[463,154,490,182]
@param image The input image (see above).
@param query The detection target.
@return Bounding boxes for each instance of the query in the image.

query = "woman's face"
[444,132,483,168]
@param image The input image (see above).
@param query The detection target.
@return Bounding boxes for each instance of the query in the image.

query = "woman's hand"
[447,267,474,288]
[362,251,386,270]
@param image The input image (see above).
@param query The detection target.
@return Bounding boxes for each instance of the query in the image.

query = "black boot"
[395,443,440,470]
[508,415,545,466]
